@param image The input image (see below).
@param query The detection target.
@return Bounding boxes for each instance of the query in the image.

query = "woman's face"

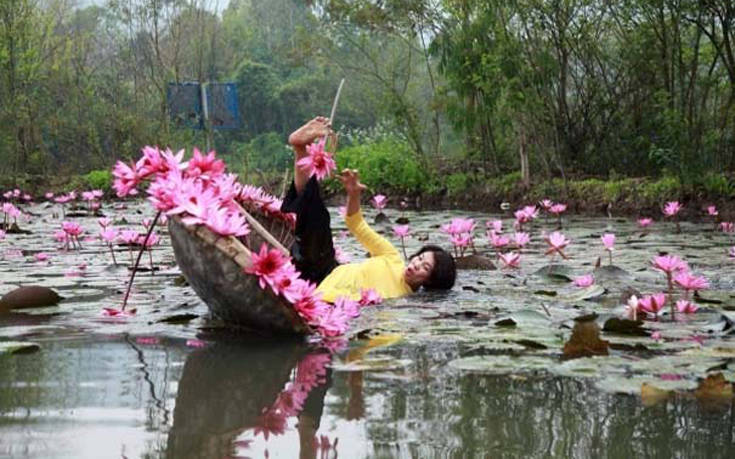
[404,251,436,288]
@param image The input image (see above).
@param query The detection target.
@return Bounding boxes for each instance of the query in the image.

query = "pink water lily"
[663,201,683,232]
[203,206,250,237]
[651,330,662,341]
[549,203,567,215]
[601,233,615,251]
[393,225,411,238]
[187,147,226,180]
[573,274,595,288]
[514,205,538,231]
[498,252,521,269]
[370,194,388,211]
[652,255,688,275]
[99,228,119,265]
[451,233,472,249]
[663,201,682,217]
[638,293,667,318]
[673,271,709,292]
[638,218,653,228]
[625,295,639,321]
[296,138,336,181]
[721,222,735,233]
[269,262,301,301]
[601,233,615,265]
[514,232,530,248]
[137,232,160,248]
[45,192,54,199]
[359,288,383,306]
[99,228,117,242]
[676,300,699,314]
[544,231,570,259]
[61,221,84,249]
[442,217,476,235]
[486,219,502,233]
[112,160,141,197]
[393,224,411,259]
[118,230,140,244]
[488,231,510,250]
[707,205,718,216]
[245,244,290,292]
[539,199,553,210]
[34,252,51,262]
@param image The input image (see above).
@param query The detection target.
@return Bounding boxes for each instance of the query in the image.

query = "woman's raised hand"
[338,169,367,196]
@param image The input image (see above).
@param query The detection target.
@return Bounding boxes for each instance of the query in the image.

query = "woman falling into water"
[281,117,456,302]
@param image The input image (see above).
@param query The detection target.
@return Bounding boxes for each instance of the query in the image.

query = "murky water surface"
[2,202,735,457]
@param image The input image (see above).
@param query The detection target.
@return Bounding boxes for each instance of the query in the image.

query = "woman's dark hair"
[409,245,456,290]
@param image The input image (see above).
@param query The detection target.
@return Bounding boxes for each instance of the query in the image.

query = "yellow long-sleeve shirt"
[316,210,413,303]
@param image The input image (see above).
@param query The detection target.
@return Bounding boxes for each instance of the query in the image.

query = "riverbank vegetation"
[1,0,735,213]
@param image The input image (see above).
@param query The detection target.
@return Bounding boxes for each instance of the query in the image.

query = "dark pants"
[281,176,339,284]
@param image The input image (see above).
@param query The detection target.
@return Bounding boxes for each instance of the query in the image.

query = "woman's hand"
[339,169,367,217]
[338,169,367,196]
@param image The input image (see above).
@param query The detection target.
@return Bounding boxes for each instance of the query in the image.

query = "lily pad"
[0,341,40,354]
[561,285,606,302]
[593,265,633,282]
[533,264,575,282]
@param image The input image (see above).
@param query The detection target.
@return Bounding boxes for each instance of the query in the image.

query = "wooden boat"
[166,341,309,458]
[168,203,311,335]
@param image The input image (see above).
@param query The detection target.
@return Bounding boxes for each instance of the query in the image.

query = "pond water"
[1,201,735,458]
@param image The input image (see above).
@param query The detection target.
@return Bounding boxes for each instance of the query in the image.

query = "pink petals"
[676,300,699,314]
[296,138,336,181]
[544,231,570,259]
[663,201,682,217]
[498,252,521,269]
[601,233,615,251]
[392,224,411,238]
[638,293,667,317]
[101,307,136,317]
[370,194,388,210]
[638,218,653,228]
[573,274,595,288]
[651,255,688,275]
[673,271,709,292]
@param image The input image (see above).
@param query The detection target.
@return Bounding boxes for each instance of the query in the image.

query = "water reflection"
[1,337,735,457]
[167,339,334,459]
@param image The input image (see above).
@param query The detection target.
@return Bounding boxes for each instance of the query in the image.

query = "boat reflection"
[166,338,336,459]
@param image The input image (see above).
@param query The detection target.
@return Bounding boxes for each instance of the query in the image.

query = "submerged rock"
[0,286,62,313]
[454,254,496,270]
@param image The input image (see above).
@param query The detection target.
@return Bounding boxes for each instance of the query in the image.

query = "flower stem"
[122,211,161,311]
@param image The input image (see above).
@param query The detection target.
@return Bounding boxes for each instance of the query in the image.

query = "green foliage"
[230,132,291,177]
[445,173,469,196]
[640,176,682,204]
[698,173,734,198]
[335,137,429,193]
[83,169,112,190]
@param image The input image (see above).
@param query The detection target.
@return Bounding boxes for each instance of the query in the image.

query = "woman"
[281,117,456,303]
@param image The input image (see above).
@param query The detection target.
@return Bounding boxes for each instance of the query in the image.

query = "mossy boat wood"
[168,205,310,335]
